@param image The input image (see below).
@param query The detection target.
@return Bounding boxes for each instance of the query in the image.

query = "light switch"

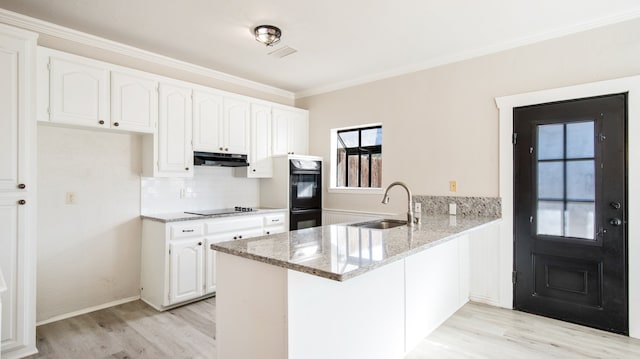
[449,180,457,192]
[65,192,77,205]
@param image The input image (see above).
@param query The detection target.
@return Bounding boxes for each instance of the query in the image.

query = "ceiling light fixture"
[254,25,281,46]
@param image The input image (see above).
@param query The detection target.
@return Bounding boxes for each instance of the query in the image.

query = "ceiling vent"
[268,46,298,59]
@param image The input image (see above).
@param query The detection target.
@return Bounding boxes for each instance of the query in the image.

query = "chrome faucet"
[381,181,417,227]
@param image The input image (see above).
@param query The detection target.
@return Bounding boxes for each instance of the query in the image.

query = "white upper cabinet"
[0,37,25,192]
[193,91,249,155]
[248,103,272,177]
[272,107,309,156]
[110,71,157,133]
[223,97,250,154]
[193,90,223,152]
[157,83,193,177]
[49,56,109,128]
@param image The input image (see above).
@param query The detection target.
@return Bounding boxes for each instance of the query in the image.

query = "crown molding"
[0,8,295,100]
[295,8,640,99]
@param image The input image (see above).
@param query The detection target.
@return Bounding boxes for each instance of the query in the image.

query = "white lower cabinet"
[141,211,286,310]
[169,238,205,304]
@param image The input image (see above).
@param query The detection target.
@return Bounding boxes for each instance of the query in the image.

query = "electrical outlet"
[414,202,421,214]
[449,180,457,192]
[180,188,185,199]
[65,192,77,205]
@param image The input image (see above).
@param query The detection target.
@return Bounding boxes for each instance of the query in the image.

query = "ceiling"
[1,0,640,97]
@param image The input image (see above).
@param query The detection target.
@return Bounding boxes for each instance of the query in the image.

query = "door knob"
[609,218,622,226]
[610,202,621,210]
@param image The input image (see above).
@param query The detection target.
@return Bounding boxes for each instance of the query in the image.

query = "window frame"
[330,123,383,194]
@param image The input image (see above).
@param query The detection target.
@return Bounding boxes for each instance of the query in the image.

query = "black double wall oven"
[289,159,322,230]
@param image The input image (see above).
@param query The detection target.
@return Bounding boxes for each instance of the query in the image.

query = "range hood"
[193,151,249,167]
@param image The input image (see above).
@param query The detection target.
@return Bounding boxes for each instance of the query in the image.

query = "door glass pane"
[538,161,564,199]
[537,201,563,236]
[566,122,594,158]
[536,121,596,240]
[538,124,564,160]
[565,202,595,239]
[566,160,595,200]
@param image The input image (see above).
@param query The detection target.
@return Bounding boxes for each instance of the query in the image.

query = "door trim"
[496,75,640,338]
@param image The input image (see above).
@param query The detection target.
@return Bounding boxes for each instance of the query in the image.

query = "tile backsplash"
[141,166,259,214]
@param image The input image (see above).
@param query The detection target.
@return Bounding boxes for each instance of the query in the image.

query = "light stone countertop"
[141,207,288,223]
[211,215,501,281]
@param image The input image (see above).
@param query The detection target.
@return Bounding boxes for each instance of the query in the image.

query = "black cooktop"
[184,207,256,216]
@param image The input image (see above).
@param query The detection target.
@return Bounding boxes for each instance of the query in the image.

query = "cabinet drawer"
[205,216,263,234]
[264,225,286,235]
[264,213,286,227]
[170,223,204,239]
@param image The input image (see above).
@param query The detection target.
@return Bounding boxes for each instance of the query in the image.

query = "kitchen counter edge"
[141,208,288,223]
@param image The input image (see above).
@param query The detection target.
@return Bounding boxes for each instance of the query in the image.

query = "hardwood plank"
[26,298,640,358]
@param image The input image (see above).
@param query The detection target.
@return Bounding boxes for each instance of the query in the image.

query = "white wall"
[141,167,259,214]
[37,126,142,322]
[296,17,640,215]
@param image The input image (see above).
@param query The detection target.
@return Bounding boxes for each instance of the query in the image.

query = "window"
[334,125,382,188]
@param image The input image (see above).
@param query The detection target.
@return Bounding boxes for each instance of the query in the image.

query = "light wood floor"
[26,299,640,358]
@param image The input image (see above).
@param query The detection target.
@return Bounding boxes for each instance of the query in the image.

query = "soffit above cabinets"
[1,0,640,97]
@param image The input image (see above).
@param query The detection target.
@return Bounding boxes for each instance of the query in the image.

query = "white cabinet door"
[158,83,192,177]
[49,56,109,128]
[289,111,309,156]
[272,108,290,156]
[248,103,272,178]
[272,108,309,156]
[0,197,27,353]
[169,239,204,304]
[110,71,157,133]
[193,90,223,152]
[223,97,249,154]
[0,42,25,192]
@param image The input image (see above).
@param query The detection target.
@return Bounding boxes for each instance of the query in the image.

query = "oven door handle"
[291,208,321,214]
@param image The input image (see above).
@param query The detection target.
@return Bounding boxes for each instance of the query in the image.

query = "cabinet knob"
[185,167,189,171]
[219,147,223,151]
[225,148,229,151]
[98,120,105,125]
[238,235,243,239]
[198,242,203,246]
[233,236,237,240]
[114,122,120,127]
[266,231,270,235]
[17,183,26,189]
[252,169,256,172]
[18,199,26,205]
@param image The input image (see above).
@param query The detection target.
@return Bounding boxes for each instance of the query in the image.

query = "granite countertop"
[141,207,288,223]
[211,215,501,281]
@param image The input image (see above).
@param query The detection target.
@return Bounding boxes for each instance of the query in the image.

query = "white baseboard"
[36,295,140,326]
[469,295,503,308]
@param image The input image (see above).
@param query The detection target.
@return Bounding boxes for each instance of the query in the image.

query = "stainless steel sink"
[349,219,407,229]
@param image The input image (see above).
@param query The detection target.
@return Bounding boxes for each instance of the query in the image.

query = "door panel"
[514,93,627,334]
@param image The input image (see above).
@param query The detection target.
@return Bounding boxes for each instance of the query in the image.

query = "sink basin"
[349,219,407,229]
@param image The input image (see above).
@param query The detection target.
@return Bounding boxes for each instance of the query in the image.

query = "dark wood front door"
[513,93,628,334]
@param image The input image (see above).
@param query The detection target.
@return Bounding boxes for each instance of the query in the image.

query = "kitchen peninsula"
[212,214,500,359]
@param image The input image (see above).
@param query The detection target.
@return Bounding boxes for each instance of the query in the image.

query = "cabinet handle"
[271,219,279,222]
[98,120,105,125]
[225,148,229,151]
[182,229,194,233]
[266,231,270,235]
[18,199,26,205]
[233,236,237,240]
[198,242,203,246]
[114,122,120,127]
[17,183,26,189]
[185,167,190,171]
[219,147,223,151]
[252,169,256,172]
[238,235,243,239]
